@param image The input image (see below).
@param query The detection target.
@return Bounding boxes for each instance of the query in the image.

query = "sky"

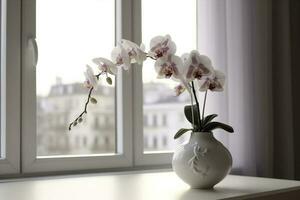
[36,0,196,96]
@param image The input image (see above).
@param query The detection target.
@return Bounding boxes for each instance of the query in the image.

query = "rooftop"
[46,80,189,104]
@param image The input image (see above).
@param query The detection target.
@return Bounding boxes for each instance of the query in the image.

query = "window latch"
[27,37,38,67]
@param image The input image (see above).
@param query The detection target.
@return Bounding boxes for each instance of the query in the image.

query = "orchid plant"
[69,35,234,139]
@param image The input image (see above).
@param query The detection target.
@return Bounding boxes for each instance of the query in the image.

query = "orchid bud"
[90,97,97,104]
[175,84,186,96]
[106,77,113,85]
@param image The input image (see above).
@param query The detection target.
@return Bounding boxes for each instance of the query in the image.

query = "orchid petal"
[198,69,226,92]
[198,79,209,91]
[149,35,177,58]
[174,84,186,96]
[121,39,147,64]
[140,43,146,51]
[198,55,213,67]
[92,57,117,75]
[181,53,190,62]
[111,45,131,70]
[214,70,226,87]
[84,65,98,90]
[183,50,214,81]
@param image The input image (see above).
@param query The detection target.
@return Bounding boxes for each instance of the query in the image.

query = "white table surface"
[0,170,300,200]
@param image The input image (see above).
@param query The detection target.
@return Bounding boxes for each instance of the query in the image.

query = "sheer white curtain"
[197,0,273,177]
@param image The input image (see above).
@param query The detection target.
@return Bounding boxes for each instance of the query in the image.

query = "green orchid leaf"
[174,128,192,139]
[202,121,234,133]
[202,114,218,127]
[184,105,201,127]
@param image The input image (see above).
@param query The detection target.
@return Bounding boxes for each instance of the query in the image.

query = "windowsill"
[0,170,300,200]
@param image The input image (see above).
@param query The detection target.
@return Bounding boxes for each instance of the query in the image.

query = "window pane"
[36,0,115,157]
[142,0,197,152]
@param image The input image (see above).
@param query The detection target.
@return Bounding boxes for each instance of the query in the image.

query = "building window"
[144,137,148,149]
[153,137,158,149]
[153,115,158,127]
[162,136,168,147]
[94,116,100,129]
[105,116,110,128]
[143,115,148,127]
[93,137,99,149]
[104,136,109,146]
[162,114,167,126]
[75,136,80,148]
[83,137,87,148]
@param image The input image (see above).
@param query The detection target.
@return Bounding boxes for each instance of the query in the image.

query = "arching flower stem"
[146,55,157,60]
[69,71,104,130]
[68,87,94,131]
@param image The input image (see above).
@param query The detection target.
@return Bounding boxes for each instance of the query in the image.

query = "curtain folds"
[197,0,299,179]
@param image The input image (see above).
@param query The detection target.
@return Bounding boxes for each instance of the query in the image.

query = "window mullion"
[131,0,145,166]
[115,0,134,166]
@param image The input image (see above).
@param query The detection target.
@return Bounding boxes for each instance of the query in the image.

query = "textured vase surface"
[172,132,232,189]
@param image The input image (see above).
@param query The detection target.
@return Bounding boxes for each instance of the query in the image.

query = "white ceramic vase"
[172,132,232,189]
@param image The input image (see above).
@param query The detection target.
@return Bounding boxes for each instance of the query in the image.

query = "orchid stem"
[189,84,195,129]
[69,71,106,131]
[191,81,201,129]
[146,55,157,60]
[95,71,104,80]
[68,87,94,131]
[202,90,208,120]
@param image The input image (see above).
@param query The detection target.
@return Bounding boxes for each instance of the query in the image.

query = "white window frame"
[0,0,21,175]
[21,0,133,173]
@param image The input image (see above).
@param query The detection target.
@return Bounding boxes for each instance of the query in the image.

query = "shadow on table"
[178,186,257,200]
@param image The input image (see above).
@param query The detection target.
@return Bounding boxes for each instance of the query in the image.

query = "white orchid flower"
[149,34,176,58]
[84,65,98,90]
[155,54,191,94]
[183,50,213,81]
[174,84,186,96]
[111,45,131,70]
[120,39,147,64]
[92,57,117,75]
[181,53,190,63]
[155,54,184,79]
[198,70,225,92]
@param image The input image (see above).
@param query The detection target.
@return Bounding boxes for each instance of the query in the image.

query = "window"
[152,114,158,127]
[142,0,196,152]
[153,137,158,149]
[133,0,196,165]
[2,0,197,175]
[35,0,116,157]
[162,114,167,127]
[21,0,132,173]
[163,136,168,147]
